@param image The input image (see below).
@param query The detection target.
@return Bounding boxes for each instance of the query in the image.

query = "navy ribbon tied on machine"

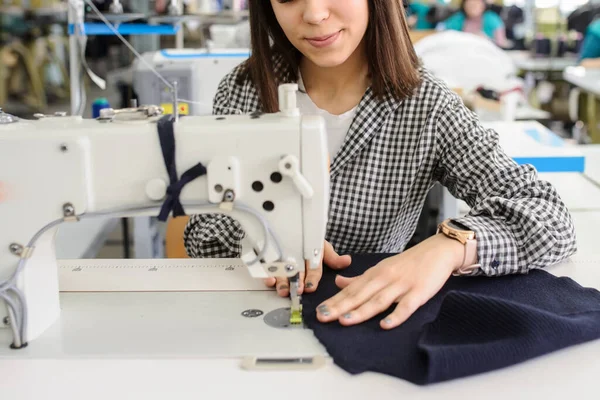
[156,114,208,222]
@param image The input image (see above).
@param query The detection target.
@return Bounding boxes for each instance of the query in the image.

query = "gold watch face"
[442,220,475,243]
[446,219,472,232]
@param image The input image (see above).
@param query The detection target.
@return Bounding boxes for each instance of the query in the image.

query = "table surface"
[1,254,599,399]
[580,144,600,185]
[482,121,584,169]
[563,66,600,97]
[570,211,600,257]
[507,51,578,72]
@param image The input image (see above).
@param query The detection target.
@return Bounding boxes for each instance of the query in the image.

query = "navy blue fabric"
[302,254,600,385]
[156,115,207,222]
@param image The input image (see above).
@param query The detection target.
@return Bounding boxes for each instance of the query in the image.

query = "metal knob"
[0,107,19,124]
[33,112,67,119]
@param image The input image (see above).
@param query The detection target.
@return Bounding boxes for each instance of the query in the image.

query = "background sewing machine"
[132,48,250,116]
[0,84,328,353]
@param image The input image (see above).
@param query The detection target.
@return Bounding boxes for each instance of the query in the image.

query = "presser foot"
[289,276,303,325]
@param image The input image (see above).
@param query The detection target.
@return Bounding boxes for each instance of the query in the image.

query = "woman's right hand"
[264,241,352,297]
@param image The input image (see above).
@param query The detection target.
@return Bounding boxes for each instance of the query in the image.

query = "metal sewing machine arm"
[0,84,329,349]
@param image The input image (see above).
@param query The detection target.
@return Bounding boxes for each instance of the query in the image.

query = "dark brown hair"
[240,0,421,113]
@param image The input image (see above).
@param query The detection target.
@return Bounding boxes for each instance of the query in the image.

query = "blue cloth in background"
[579,20,600,61]
[301,253,600,385]
[442,10,504,39]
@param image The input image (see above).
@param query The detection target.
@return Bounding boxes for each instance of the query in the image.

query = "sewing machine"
[133,48,250,116]
[0,84,329,350]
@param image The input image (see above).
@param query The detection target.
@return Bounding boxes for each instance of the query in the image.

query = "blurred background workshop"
[1,0,600,261]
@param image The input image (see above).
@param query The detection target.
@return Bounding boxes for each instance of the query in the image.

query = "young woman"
[184,0,576,329]
[442,0,507,47]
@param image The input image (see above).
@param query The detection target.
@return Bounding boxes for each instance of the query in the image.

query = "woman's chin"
[302,51,353,69]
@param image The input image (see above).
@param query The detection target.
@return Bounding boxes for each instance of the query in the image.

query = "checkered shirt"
[183,54,577,276]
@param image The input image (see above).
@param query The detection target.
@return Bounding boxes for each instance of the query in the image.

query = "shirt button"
[491,260,500,269]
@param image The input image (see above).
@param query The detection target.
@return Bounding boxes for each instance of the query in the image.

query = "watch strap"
[453,238,480,276]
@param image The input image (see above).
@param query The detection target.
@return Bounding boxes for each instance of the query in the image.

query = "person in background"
[579,18,600,68]
[442,0,507,47]
[405,0,435,30]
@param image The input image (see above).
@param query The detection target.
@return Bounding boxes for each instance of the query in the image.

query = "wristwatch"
[437,219,480,276]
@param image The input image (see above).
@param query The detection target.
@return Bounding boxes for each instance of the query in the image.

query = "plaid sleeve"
[183,214,245,258]
[433,93,577,276]
[183,72,247,259]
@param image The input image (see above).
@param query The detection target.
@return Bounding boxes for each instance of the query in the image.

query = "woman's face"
[464,0,485,19]
[270,0,370,68]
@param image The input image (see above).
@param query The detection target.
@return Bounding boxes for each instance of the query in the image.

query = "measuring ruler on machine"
[58,258,268,292]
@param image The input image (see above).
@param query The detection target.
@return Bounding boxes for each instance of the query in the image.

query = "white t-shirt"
[297,73,357,161]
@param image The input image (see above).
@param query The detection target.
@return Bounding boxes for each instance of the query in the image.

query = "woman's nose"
[302,0,330,25]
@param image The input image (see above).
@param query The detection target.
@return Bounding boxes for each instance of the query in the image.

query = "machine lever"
[279,155,314,199]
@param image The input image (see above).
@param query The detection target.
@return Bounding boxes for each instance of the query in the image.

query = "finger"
[339,283,409,326]
[304,260,322,293]
[317,274,387,322]
[334,275,358,289]
[328,255,352,270]
[263,277,276,287]
[276,277,289,297]
[380,292,424,329]
[297,271,305,295]
[323,241,352,270]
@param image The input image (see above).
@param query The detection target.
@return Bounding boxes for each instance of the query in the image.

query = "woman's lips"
[305,30,342,48]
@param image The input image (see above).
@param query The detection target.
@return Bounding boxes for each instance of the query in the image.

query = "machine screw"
[2,317,9,326]
[63,203,75,217]
[223,189,235,202]
[241,309,264,318]
[9,243,23,256]
[60,143,68,152]
[285,264,294,272]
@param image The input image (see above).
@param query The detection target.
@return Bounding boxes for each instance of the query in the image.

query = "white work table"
[1,253,599,399]
[563,66,600,97]
[507,50,578,72]
[580,144,600,185]
[571,211,600,257]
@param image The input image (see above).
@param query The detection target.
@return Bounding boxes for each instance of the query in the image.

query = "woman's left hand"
[315,234,466,329]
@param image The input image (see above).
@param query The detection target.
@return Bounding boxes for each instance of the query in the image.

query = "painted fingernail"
[384,318,393,325]
[278,285,289,291]
[306,282,314,289]
[317,305,329,316]
[343,313,352,319]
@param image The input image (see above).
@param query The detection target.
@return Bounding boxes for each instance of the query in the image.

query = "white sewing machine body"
[0,95,329,348]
